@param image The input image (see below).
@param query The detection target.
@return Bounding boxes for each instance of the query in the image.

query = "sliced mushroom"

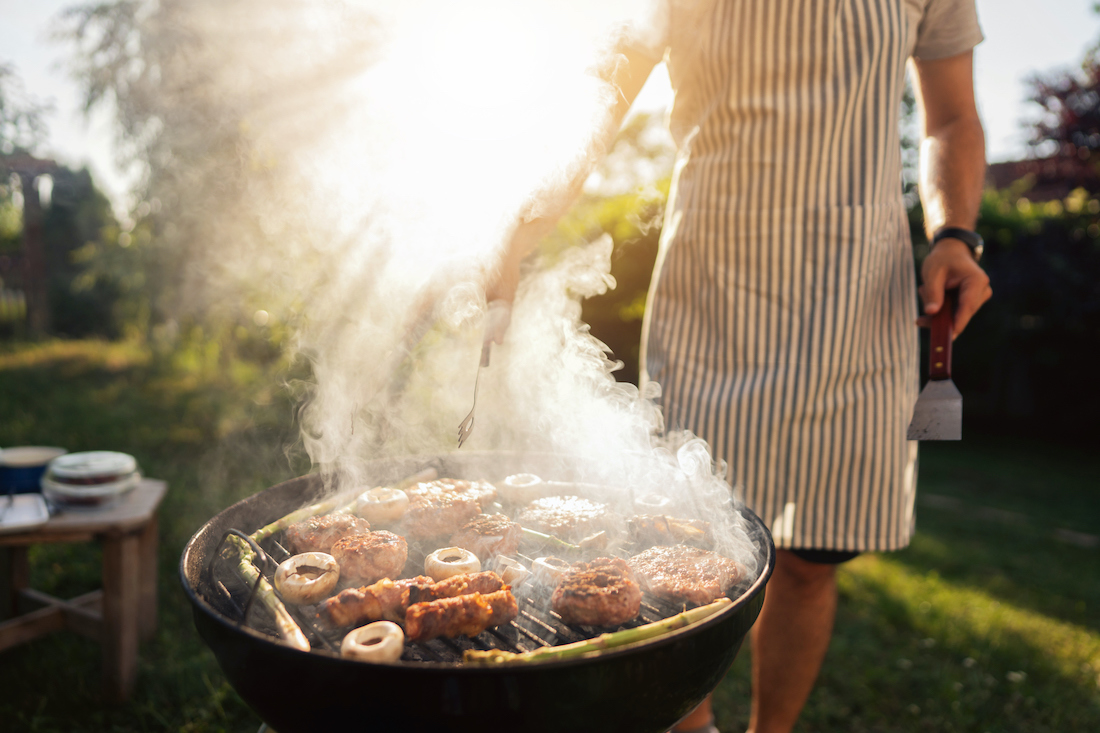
[532,556,571,586]
[424,546,481,581]
[634,492,673,512]
[492,555,530,586]
[355,487,410,524]
[341,621,405,663]
[273,552,340,605]
[498,473,545,505]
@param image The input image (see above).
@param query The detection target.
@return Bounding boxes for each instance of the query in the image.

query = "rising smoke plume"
[65,0,762,572]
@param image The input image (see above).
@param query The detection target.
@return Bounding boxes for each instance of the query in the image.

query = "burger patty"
[551,557,641,627]
[449,513,522,560]
[401,481,486,539]
[518,495,608,541]
[284,514,371,555]
[628,545,743,605]
[407,478,497,504]
[330,530,408,584]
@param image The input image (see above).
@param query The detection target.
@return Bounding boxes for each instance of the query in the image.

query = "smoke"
[96,0,762,573]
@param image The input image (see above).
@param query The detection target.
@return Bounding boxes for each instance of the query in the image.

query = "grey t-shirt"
[911,0,985,60]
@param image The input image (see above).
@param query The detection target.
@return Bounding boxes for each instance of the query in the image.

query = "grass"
[1,339,1099,732]
[713,438,1100,733]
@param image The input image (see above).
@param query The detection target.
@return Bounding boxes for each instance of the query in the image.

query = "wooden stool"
[0,479,166,702]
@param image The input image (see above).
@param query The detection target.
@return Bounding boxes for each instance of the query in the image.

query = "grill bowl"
[180,451,774,733]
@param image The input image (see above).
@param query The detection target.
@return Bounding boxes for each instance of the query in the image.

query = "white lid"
[48,451,137,479]
[0,446,67,467]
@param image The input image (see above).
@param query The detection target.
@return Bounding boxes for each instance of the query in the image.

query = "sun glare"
[293,1,638,274]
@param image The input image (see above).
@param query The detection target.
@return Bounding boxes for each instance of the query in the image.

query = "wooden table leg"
[0,546,30,620]
[138,516,158,641]
[102,530,141,703]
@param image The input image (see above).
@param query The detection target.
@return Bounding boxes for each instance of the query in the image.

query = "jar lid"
[48,451,137,480]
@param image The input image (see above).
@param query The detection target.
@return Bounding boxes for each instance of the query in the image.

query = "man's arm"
[485,45,660,307]
[912,49,991,336]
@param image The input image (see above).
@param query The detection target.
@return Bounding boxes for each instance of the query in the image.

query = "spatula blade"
[907,378,962,440]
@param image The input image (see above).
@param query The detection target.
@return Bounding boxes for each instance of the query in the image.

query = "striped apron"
[641,0,922,552]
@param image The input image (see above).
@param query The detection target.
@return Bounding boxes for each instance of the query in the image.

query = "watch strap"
[932,226,983,261]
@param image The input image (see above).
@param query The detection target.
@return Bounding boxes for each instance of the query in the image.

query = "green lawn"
[1,340,1098,732]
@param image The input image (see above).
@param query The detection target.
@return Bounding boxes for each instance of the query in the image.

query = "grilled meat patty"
[284,514,371,555]
[449,513,522,560]
[551,557,641,626]
[628,545,743,605]
[627,515,711,548]
[330,530,408,585]
[407,478,497,505]
[518,495,608,541]
[317,575,432,627]
[405,589,518,642]
[401,481,488,539]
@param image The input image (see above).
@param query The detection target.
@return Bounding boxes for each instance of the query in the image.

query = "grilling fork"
[457,300,511,448]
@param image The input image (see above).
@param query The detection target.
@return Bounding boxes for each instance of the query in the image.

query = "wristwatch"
[931,226,984,262]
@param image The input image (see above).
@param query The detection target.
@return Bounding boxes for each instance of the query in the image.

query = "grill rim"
[180,454,775,673]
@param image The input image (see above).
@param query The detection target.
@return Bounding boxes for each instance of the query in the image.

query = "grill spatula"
[907,290,962,441]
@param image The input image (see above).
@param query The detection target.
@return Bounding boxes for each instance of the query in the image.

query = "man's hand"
[918,238,991,336]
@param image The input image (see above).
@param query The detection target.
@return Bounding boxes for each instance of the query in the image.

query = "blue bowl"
[0,447,67,495]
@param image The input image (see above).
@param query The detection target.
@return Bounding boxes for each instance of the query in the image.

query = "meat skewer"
[405,589,518,642]
[317,571,506,628]
[318,576,432,628]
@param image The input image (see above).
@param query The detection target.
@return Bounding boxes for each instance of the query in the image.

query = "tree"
[0,63,48,154]
[1026,55,1100,163]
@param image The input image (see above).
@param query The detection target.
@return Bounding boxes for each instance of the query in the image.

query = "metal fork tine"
[457,340,491,448]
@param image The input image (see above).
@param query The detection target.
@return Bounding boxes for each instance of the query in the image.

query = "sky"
[2,0,1099,212]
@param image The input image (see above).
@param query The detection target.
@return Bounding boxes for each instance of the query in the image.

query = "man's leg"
[673,695,714,731]
[747,549,839,733]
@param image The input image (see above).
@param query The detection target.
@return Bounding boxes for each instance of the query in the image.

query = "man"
[489,1,991,731]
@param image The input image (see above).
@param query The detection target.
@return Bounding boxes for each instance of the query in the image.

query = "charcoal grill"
[180,451,775,733]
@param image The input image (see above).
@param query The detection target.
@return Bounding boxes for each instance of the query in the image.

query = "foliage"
[1026,55,1100,160]
[42,167,125,337]
[56,0,382,343]
[0,62,48,154]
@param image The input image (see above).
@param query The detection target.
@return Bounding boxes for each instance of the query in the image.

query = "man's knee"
[775,549,839,589]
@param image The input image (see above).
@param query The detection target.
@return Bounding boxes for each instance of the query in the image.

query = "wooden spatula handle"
[928,290,955,380]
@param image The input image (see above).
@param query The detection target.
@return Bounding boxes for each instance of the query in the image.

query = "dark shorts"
[789,549,862,565]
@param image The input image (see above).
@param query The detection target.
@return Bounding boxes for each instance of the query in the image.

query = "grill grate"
[207,526,720,664]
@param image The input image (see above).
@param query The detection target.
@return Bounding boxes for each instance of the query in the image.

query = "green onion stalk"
[463,598,733,665]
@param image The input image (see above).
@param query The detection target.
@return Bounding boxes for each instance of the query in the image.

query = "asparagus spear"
[228,534,311,651]
[463,598,733,665]
[521,527,580,552]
